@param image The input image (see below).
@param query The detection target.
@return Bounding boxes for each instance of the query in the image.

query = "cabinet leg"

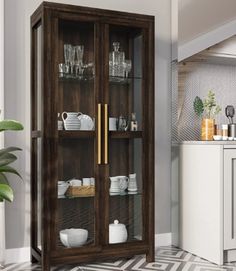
[42,256,51,271]
[31,254,38,264]
[146,250,155,262]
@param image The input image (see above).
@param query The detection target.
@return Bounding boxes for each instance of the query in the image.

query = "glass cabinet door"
[107,25,145,244]
[53,17,99,251]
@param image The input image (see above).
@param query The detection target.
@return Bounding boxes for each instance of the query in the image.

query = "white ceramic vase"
[0,201,5,265]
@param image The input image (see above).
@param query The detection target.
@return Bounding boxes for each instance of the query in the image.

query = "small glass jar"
[222,124,228,137]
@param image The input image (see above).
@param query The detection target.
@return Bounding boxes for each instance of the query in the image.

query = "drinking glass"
[75,45,84,77]
[64,44,71,66]
[69,46,76,75]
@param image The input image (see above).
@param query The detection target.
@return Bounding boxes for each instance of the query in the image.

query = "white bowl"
[60,228,88,247]
[58,182,69,196]
[213,135,222,141]
[228,137,234,141]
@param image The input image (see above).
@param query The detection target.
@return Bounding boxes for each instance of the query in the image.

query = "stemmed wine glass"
[75,45,84,78]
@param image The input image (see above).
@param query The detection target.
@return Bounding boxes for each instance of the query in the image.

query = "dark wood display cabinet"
[30,2,154,270]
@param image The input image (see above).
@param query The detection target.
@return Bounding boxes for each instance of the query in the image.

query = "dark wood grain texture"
[31,2,154,270]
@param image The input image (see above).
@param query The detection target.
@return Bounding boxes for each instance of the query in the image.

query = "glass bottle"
[109,42,125,77]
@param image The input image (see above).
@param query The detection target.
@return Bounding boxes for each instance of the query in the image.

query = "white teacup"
[68,179,82,186]
[83,178,91,186]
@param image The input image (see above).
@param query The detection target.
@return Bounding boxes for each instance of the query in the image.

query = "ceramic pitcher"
[62,112,82,130]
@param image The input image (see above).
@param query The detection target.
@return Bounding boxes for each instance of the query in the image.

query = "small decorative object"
[60,228,88,247]
[109,220,128,244]
[130,113,138,131]
[193,91,221,141]
[118,115,129,131]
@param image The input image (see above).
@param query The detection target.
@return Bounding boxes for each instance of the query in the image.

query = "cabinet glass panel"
[109,137,143,242]
[56,19,96,249]
[108,26,144,244]
[109,26,143,131]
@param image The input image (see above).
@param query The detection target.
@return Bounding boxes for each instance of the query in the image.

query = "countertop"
[172,140,236,146]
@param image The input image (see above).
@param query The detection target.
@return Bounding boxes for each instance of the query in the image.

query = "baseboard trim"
[5,247,30,264]
[5,233,172,263]
[155,233,172,247]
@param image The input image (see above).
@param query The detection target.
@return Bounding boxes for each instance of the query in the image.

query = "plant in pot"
[0,119,23,266]
[194,90,221,140]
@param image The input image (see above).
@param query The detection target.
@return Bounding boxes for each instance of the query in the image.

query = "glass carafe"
[109,42,125,77]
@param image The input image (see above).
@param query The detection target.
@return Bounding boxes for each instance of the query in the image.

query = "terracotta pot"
[201,118,215,141]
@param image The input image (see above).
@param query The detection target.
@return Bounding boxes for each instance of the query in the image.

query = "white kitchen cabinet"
[179,143,236,265]
[224,149,236,250]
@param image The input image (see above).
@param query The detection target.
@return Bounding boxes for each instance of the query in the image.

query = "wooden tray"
[66,185,95,197]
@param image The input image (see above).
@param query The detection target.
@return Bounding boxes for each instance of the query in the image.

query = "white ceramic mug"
[109,117,117,131]
[83,178,91,186]
[68,179,82,186]
[90,177,95,186]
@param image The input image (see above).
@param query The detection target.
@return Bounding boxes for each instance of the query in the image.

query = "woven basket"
[66,185,95,197]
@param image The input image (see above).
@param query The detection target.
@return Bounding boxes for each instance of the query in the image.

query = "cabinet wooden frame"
[31,2,154,270]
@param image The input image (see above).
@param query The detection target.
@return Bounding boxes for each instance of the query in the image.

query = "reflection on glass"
[57,139,95,249]
[109,138,143,243]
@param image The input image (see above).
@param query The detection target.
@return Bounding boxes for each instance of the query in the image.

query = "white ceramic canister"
[109,220,128,244]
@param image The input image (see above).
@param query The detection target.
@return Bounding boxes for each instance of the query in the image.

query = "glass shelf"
[109,191,142,197]
[109,76,142,84]
[58,130,95,138]
[58,191,142,199]
[58,194,94,199]
[59,73,94,82]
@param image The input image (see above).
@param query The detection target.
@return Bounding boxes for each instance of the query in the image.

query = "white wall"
[179,0,236,45]
[4,0,172,250]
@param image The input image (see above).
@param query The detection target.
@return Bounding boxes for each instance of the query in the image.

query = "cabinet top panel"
[31,1,154,25]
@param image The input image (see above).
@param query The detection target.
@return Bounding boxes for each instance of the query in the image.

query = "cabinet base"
[224,249,236,263]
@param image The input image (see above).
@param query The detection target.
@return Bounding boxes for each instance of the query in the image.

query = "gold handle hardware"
[104,104,108,164]
[97,104,102,164]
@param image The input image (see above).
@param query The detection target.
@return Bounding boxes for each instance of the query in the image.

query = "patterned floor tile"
[1,246,236,271]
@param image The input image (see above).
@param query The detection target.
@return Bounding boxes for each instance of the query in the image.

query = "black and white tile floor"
[1,246,236,271]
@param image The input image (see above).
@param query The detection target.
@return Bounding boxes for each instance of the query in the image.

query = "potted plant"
[0,119,23,265]
[194,90,221,140]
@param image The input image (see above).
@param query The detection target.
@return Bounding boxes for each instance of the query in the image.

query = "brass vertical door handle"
[97,104,102,164]
[104,104,108,164]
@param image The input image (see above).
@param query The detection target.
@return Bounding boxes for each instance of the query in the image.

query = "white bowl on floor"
[60,228,88,247]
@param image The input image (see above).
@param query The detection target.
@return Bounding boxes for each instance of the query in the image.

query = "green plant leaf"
[193,96,204,117]
[0,147,22,157]
[0,184,13,202]
[0,152,17,167]
[0,120,23,132]
[0,172,8,184]
[0,166,22,179]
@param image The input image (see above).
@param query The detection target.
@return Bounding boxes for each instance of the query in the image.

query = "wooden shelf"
[110,131,143,139]
[59,130,95,138]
